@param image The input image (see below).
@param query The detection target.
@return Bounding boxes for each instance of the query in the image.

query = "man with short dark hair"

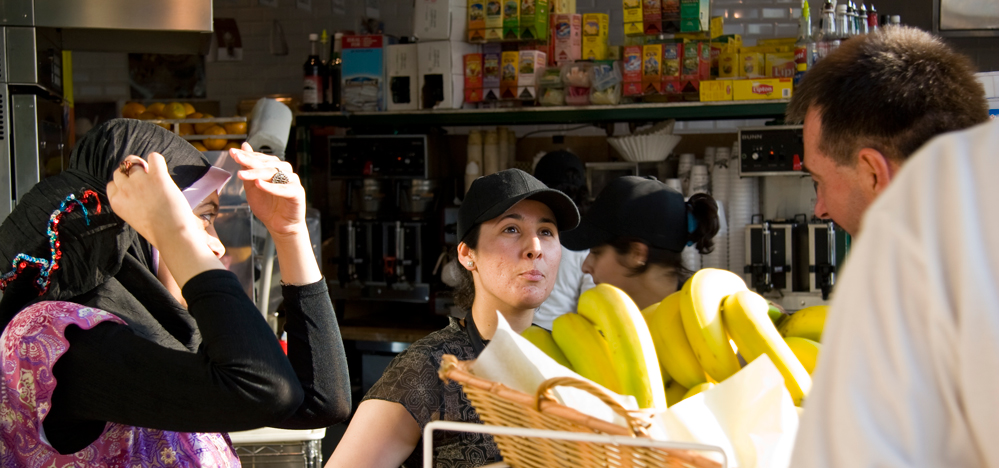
[786,25,988,235]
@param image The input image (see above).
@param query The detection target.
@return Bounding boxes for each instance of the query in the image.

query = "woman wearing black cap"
[561,176,719,310]
[0,120,349,465]
[328,169,579,468]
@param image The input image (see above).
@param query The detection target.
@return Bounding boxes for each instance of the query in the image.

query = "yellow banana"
[682,382,716,401]
[641,301,661,319]
[680,268,746,383]
[521,325,574,370]
[577,284,667,409]
[664,380,688,407]
[722,290,812,406]
[778,305,828,342]
[641,300,671,383]
[551,313,623,394]
[784,336,821,375]
[646,292,709,390]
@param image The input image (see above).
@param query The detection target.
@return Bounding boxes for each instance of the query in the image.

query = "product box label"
[765,52,795,78]
[699,79,733,101]
[518,50,545,87]
[341,35,387,112]
[582,13,609,37]
[643,0,662,35]
[732,78,793,100]
[520,0,550,40]
[624,0,643,28]
[741,49,765,78]
[386,43,419,110]
[469,0,486,41]
[682,40,709,80]
[414,0,467,41]
[642,44,664,94]
[662,39,682,78]
[483,44,502,87]
[661,0,680,33]
[718,49,739,78]
[503,0,520,40]
[464,53,484,90]
[500,51,519,99]
[552,14,582,65]
[582,36,608,60]
[485,0,503,40]
[680,0,708,19]
[551,0,575,13]
[623,45,643,84]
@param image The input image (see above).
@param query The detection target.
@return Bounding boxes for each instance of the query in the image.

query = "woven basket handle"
[534,376,655,437]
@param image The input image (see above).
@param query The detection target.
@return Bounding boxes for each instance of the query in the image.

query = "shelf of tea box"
[144,116,248,140]
[295,99,790,128]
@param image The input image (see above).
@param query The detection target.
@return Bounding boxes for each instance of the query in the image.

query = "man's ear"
[857,147,894,196]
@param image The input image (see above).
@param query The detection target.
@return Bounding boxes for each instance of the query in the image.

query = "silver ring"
[270,170,290,184]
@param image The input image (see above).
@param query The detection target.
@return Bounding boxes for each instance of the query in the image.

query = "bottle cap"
[309,33,318,40]
[836,4,848,13]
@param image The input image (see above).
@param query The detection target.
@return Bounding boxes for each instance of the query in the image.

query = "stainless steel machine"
[738,125,848,307]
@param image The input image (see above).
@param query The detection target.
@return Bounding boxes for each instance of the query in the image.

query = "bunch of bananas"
[521,269,828,411]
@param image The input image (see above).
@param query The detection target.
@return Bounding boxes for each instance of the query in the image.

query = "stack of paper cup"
[682,244,702,272]
[465,131,483,194]
[688,164,710,197]
[727,152,758,280]
[497,127,509,171]
[677,153,696,194]
[711,147,731,212]
[665,178,683,194]
[703,147,716,173]
[701,201,728,270]
[483,130,500,176]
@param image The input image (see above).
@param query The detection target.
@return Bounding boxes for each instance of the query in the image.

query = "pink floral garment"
[0,301,241,467]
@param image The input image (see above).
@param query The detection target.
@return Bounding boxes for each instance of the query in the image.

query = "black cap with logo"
[458,169,580,243]
[561,176,687,253]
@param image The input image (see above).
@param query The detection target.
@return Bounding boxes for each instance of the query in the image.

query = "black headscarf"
[0,119,216,352]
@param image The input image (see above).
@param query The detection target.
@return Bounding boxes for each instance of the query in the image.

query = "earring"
[467,260,473,267]
[637,261,646,267]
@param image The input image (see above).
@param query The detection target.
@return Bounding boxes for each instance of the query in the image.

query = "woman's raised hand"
[106,153,202,250]
[229,143,306,239]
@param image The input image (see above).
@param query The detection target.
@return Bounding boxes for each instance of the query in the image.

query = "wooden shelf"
[295,99,790,128]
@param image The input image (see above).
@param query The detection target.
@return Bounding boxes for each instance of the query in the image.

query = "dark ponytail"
[686,193,720,255]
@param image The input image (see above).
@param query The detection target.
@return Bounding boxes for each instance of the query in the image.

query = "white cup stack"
[701,201,728,270]
[688,164,710,197]
[682,244,702,272]
[677,153,696,194]
[711,147,732,211]
[727,148,758,281]
[665,178,683,194]
[703,147,717,173]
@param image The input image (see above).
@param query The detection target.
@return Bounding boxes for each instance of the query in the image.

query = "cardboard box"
[386,43,419,111]
[765,52,795,78]
[732,78,793,100]
[709,16,724,38]
[417,40,480,109]
[682,40,710,80]
[551,0,575,13]
[341,35,389,112]
[551,14,581,65]
[582,14,609,60]
[662,39,682,79]
[517,50,546,100]
[414,0,467,41]
[500,50,519,99]
[661,0,681,33]
[710,35,741,77]
[758,37,797,47]
[718,49,739,78]
[699,79,734,101]
[680,0,709,19]
[469,0,486,42]
[644,0,662,35]
[503,0,520,40]
[622,45,642,96]
[642,44,664,94]
[464,53,484,103]
[485,0,504,41]
[680,79,700,101]
[520,0,550,40]
[741,48,765,78]
[624,0,643,36]
[482,43,501,100]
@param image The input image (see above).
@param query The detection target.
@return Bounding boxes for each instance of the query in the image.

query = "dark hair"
[608,193,719,281]
[452,225,481,310]
[786,26,988,166]
[550,180,590,216]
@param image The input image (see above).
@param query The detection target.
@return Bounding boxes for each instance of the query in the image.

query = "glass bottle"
[328,32,343,111]
[302,33,325,112]
[794,0,813,86]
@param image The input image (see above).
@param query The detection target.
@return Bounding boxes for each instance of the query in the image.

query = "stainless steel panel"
[0,84,12,221]
[0,28,7,83]
[34,0,212,32]
[11,94,39,202]
[5,27,37,84]
[0,0,34,26]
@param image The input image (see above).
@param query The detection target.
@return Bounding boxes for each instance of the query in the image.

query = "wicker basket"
[437,355,722,468]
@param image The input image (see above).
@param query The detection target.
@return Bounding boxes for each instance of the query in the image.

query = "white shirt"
[791,120,999,468]
[533,246,595,330]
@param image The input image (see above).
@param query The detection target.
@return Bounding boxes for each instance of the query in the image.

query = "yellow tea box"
[732,78,793,100]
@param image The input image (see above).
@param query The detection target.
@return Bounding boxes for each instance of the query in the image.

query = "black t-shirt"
[43,270,351,454]
[363,317,502,468]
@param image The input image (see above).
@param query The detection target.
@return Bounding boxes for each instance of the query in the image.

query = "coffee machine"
[327,135,441,303]
[737,125,849,308]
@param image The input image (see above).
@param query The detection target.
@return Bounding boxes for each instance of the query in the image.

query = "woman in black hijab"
[0,119,349,466]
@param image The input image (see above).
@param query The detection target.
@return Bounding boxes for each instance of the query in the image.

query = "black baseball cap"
[458,168,580,243]
[533,150,586,189]
[561,176,687,253]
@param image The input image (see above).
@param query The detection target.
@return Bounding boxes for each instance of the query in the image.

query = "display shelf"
[295,100,789,128]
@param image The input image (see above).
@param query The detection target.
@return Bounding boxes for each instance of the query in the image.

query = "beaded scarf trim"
[0,190,101,294]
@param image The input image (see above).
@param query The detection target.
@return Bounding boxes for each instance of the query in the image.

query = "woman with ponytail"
[560,176,720,309]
